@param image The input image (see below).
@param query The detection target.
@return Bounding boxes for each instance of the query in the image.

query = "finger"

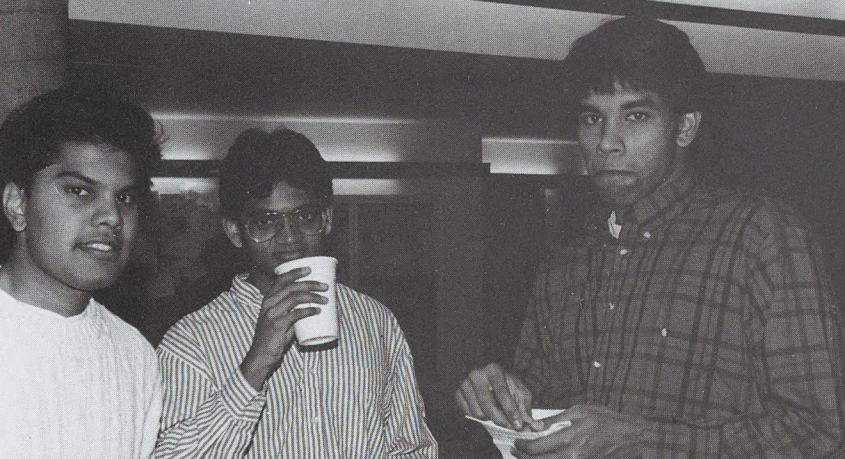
[512,446,560,459]
[457,380,486,418]
[284,307,321,324]
[513,429,573,456]
[267,276,329,299]
[455,389,471,417]
[265,290,330,316]
[547,403,588,426]
[469,370,513,428]
[507,376,543,431]
[274,265,311,278]
[487,369,526,430]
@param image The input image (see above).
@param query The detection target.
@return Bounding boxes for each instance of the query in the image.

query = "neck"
[246,270,274,297]
[0,246,91,317]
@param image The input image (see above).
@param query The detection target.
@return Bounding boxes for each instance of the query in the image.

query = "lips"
[77,239,122,259]
[275,249,306,263]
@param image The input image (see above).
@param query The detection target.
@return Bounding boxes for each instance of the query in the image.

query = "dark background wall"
[482,74,845,366]
[60,20,845,458]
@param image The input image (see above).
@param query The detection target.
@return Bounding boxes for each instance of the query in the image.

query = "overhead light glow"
[151,112,420,125]
[482,137,586,175]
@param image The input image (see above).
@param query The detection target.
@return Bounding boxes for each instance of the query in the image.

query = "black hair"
[218,128,333,219]
[0,86,162,192]
[561,16,708,114]
[0,87,163,261]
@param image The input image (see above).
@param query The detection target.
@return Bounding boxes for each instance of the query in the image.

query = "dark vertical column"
[0,0,67,122]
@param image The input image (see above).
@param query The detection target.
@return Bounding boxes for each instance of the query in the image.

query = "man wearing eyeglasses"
[154,128,437,458]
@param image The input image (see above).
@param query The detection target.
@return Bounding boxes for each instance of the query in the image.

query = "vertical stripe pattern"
[514,170,843,458]
[0,292,161,459]
[155,276,437,458]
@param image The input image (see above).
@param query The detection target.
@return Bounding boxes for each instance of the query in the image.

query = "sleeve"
[140,348,163,459]
[512,261,582,409]
[153,325,269,459]
[645,205,845,458]
[382,317,438,458]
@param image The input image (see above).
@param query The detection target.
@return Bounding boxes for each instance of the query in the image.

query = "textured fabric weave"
[0,289,162,459]
[514,170,843,458]
[155,275,437,458]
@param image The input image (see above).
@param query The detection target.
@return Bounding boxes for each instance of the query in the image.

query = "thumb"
[507,378,543,431]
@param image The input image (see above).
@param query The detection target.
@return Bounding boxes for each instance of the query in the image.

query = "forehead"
[579,83,671,113]
[247,181,318,213]
[42,141,139,186]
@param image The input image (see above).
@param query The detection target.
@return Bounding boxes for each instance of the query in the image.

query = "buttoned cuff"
[221,369,268,423]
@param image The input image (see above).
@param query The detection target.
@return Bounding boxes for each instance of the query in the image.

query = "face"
[577,83,698,208]
[224,181,332,285]
[8,142,142,292]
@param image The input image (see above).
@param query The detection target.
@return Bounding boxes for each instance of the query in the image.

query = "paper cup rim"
[275,256,338,275]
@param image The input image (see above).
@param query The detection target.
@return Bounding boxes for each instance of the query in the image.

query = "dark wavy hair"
[561,15,708,114]
[0,86,163,260]
[0,86,162,191]
[218,128,333,219]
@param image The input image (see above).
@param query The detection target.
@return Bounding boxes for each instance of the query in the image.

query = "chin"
[67,267,123,292]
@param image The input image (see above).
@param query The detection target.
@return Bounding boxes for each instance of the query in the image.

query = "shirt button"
[312,416,321,425]
[619,248,628,255]
[644,231,651,239]
[661,328,668,337]
[593,361,602,368]
[608,302,615,310]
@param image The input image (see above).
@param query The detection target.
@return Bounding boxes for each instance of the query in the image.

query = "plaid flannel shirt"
[514,169,844,458]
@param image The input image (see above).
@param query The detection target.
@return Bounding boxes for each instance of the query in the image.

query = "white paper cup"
[274,256,338,346]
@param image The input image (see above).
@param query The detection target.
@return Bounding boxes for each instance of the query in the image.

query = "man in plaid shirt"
[457,16,844,458]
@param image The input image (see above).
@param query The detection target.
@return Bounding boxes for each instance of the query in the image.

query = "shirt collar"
[586,168,696,238]
[230,273,264,311]
[626,167,696,225]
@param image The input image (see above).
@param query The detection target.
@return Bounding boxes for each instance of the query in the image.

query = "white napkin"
[466,409,571,459]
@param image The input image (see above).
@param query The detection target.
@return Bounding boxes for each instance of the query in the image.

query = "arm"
[140,350,163,459]
[456,262,576,431]
[384,323,438,458]
[512,260,582,409]
[515,207,844,458]
[683,209,843,457]
[154,338,268,459]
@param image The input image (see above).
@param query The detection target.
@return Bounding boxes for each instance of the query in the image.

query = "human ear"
[322,205,333,236]
[676,111,701,148]
[221,218,244,248]
[3,182,27,232]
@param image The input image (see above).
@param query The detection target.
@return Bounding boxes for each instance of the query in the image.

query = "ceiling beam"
[479,0,845,36]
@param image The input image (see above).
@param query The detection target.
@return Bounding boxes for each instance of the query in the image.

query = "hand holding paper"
[466,409,571,459]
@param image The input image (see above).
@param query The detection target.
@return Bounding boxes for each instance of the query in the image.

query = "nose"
[92,197,123,230]
[597,118,623,156]
[275,214,301,242]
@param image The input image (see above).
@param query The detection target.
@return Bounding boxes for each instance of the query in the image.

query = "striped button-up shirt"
[514,170,843,458]
[155,275,437,458]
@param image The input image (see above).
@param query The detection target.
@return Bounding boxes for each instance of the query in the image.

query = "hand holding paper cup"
[274,256,338,346]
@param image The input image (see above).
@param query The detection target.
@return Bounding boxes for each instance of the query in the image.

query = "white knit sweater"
[0,288,161,458]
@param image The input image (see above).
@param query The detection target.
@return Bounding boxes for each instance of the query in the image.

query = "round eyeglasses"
[243,206,327,243]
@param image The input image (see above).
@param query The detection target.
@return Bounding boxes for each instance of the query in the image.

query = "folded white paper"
[466,409,571,459]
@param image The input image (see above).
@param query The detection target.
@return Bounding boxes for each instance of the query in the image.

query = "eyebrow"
[621,96,658,111]
[54,171,141,193]
[249,205,321,215]
[578,95,658,112]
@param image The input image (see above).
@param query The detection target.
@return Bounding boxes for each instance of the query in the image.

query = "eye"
[64,185,91,197]
[579,113,601,125]
[251,214,277,228]
[297,208,319,222]
[116,192,137,206]
[626,112,649,121]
